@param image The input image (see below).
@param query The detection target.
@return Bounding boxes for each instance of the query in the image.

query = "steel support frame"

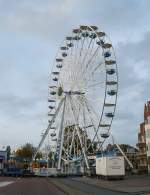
[57,97,66,170]
[32,98,65,161]
[69,96,89,169]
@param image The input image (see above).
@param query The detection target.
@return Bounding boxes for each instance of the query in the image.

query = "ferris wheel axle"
[64,91,85,95]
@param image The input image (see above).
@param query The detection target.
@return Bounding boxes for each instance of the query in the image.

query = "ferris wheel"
[34,25,118,170]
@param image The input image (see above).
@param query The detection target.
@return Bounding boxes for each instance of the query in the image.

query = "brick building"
[137,101,150,174]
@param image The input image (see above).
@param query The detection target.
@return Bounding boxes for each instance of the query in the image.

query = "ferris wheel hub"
[64,91,85,95]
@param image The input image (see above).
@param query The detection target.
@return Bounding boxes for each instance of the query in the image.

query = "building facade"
[145,102,150,173]
[137,101,150,174]
[0,150,7,175]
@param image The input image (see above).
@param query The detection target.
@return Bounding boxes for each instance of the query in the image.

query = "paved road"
[0,177,125,195]
[0,177,65,195]
[51,177,125,195]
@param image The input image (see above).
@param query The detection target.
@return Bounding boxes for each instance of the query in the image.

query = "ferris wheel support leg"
[69,96,90,170]
[76,128,90,170]
[57,97,66,170]
[32,98,65,162]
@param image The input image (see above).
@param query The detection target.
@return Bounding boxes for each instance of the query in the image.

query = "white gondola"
[66,36,72,40]
[53,77,58,81]
[49,106,54,109]
[51,133,56,137]
[104,103,115,107]
[56,58,63,62]
[97,31,105,37]
[48,119,55,123]
[80,25,88,30]
[52,72,59,75]
[48,99,55,102]
[96,40,105,45]
[106,81,117,85]
[60,46,68,50]
[104,52,111,58]
[102,43,112,49]
[90,25,98,31]
[73,28,82,33]
[50,91,56,95]
[105,60,116,65]
[82,32,89,37]
[48,113,55,116]
[105,112,114,118]
[49,85,57,88]
[106,69,115,75]
[62,52,67,57]
[67,43,73,47]
[99,124,110,127]
[107,90,117,96]
[73,36,81,40]
[100,133,109,138]
[52,138,57,141]
[89,33,97,39]
[56,65,62,68]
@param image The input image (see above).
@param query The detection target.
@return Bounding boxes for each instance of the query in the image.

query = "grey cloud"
[0,0,150,148]
[112,31,150,146]
[0,0,149,42]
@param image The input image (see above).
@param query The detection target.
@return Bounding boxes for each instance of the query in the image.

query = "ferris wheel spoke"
[82,37,96,62]
[77,37,95,77]
[75,36,86,69]
[66,36,79,88]
[80,37,93,66]
[57,97,66,170]
[68,34,76,87]
[66,97,81,156]
[84,61,104,84]
[85,81,105,94]
[71,36,88,90]
[78,99,98,151]
[82,96,100,121]
[83,98,102,145]
[75,96,90,141]
[78,96,101,144]
[85,81,105,90]
[81,45,100,78]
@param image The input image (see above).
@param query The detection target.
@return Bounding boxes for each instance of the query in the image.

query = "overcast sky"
[0,0,150,149]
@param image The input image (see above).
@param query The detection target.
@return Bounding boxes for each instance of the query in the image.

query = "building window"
[146,129,150,138]
[147,143,150,151]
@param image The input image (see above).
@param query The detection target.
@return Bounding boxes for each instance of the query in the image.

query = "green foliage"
[15,143,35,162]
[35,152,43,160]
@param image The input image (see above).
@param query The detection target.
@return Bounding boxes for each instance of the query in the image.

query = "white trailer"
[96,156,125,179]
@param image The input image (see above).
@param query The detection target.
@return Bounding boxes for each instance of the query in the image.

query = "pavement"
[0,176,123,195]
[0,175,150,195]
[50,177,123,195]
[72,175,150,194]
[0,177,65,195]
